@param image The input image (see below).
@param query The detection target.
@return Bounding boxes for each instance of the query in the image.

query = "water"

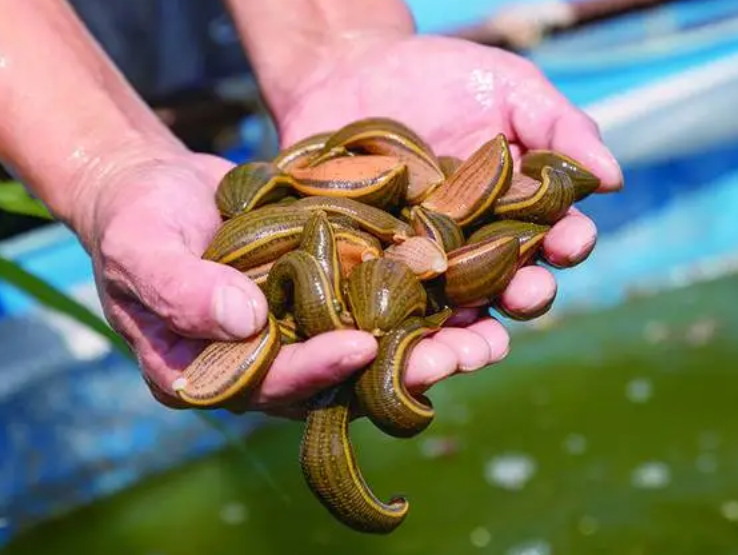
[4,273,738,554]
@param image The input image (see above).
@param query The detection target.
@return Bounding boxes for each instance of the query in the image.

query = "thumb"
[118,244,269,341]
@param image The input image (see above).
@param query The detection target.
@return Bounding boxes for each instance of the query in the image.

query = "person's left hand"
[267,34,623,389]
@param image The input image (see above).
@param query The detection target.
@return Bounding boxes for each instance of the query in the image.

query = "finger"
[432,327,491,372]
[506,67,623,192]
[105,296,206,397]
[119,247,270,341]
[496,265,557,318]
[446,307,483,327]
[464,317,511,363]
[248,330,378,409]
[142,372,191,410]
[405,338,458,392]
[547,109,623,192]
[193,153,236,188]
[541,207,597,268]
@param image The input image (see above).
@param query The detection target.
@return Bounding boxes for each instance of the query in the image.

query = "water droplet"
[0,517,7,529]
[578,515,599,535]
[721,500,738,522]
[506,539,551,555]
[470,526,492,548]
[219,501,248,525]
[468,69,496,110]
[696,453,718,474]
[643,320,669,344]
[631,461,671,489]
[625,378,652,403]
[485,453,537,490]
[563,433,587,455]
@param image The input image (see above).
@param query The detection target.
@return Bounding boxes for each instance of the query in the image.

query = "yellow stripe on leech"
[218,227,302,266]
[335,232,379,252]
[339,402,410,519]
[495,177,550,215]
[293,165,405,201]
[293,176,389,197]
[347,130,436,166]
[389,329,435,418]
[457,157,512,226]
[178,315,279,406]
[520,233,547,258]
[447,237,512,289]
[296,255,347,331]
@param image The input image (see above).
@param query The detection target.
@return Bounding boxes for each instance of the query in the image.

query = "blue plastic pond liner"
[575,140,738,236]
[406,0,738,38]
[406,0,738,107]
[547,165,738,315]
[0,330,267,542]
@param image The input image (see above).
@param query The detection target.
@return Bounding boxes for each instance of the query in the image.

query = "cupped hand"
[271,34,623,384]
[76,145,384,415]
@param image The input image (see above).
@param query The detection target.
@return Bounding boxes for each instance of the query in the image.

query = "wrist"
[225,0,416,121]
[0,0,189,247]
[67,132,189,252]
[270,29,414,122]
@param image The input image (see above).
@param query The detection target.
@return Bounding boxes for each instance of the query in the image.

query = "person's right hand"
[72,142,507,417]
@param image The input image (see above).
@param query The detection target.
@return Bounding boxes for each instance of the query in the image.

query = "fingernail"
[609,156,625,190]
[458,361,486,372]
[493,344,510,363]
[572,144,621,194]
[171,376,188,392]
[214,284,259,337]
[568,235,597,264]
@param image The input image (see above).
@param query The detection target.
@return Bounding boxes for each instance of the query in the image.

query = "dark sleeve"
[68,0,253,101]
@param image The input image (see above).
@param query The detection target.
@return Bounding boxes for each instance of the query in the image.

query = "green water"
[5,274,738,554]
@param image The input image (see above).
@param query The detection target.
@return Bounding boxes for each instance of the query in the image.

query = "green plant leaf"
[0,181,54,220]
[0,254,131,357]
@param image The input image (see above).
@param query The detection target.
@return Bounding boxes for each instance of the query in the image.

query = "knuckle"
[96,215,138,287]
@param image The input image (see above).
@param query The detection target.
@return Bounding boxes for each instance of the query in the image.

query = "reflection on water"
[506,539,551,555]
[631,461,670,489]
[3,273,738,554]
[485,453,537,491]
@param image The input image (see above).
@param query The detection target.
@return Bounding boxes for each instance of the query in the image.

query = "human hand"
[73,144,387,416]
[268,34,623,385]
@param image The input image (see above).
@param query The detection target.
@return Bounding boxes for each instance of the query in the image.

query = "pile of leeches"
[173,117,601,534]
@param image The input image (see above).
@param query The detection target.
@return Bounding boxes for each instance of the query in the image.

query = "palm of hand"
[277,36,615,169]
